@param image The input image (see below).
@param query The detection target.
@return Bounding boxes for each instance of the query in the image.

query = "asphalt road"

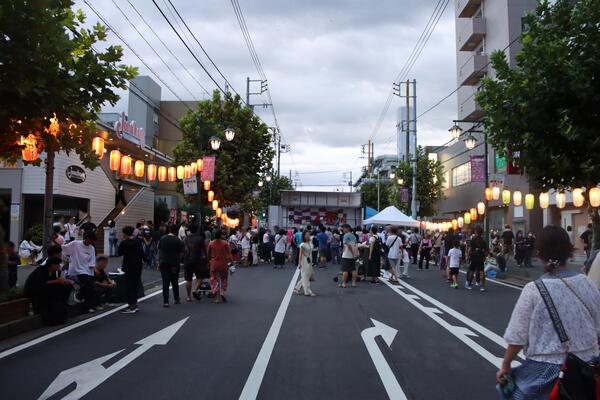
[0,261,523,400]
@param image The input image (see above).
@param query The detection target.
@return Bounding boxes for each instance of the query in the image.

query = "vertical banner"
[401,188,409,203]
[201,155,216,181]
[470,155,485,182]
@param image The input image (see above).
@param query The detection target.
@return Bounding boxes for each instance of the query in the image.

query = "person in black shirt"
[79,216,97,238]
[466,226,488,291]
[580,223,592,259]
[24,257,74,325]
[183,223,207,301]
[158,224,184,307]
[118,226,144,314]
[6,241,20,288]
[501,225,515,262]
[94,255,117,307]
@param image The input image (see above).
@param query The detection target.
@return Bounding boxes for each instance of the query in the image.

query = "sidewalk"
[482,255,585,287]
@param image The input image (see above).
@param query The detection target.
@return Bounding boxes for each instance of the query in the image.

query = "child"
[399,244,411,278]
[484,252,500,277]
[447,240,462,288]
[6,241,20,288]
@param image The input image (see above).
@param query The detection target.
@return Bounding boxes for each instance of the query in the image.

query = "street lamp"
[397,178,404,185]
[258,180,263,187]
[265,175,272,182]
[389,165,396,179]
[449,124,462,140]
[209,136,221,150]
[225,128,235,141]
[464,134,477,150]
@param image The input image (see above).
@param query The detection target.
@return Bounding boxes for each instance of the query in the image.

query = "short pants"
[319,248,328,258]
[341,258,356,272]
[184,261,208,281]
[449,267,460,276]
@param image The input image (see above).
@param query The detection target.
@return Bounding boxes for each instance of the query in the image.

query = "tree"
[359,182,391,211]
[0,1,136,250]
[388,146,445,217]
[173,91,275,213]
[244,175,294,217]
[476,0,600,248]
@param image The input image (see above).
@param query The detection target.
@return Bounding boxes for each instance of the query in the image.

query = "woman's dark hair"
[303,231,311,242]
[370,226,378,234]
[122,226,135,236]
[45,257,62,268]
[169,224,178,235]
[536,225,573,271]
[188,223,199,234]
[213,229,223,240]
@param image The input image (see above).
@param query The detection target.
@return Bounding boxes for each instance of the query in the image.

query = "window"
[442,170,450,190]
[452,162,471,187]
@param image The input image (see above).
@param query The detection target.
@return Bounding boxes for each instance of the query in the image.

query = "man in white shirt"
[178,222,188,241]
[240,228,251,267]
[385,227,402,282]
[63,216,78,242]
[447,240,462,289]
[63,232,97,312]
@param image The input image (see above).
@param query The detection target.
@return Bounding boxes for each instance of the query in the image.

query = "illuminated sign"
[114,112,145,148]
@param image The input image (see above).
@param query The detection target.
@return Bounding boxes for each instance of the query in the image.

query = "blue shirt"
[317,232,329,249]
[293,232,302,246]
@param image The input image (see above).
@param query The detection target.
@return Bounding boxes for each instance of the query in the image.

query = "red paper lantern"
[109,150,121,171]
[191,162,197,175]
[147,164,157,181]
[168,166,176,182]
[134,160,144,178]
[184,165,191,179]
[208,190,214,202]
[158,166,167,182]
[120,155,132,175]
[197,158,204,172]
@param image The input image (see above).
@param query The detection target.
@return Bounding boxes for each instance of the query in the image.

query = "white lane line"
[239,268,300,400]
[0,280,186,360]
[458,270,523,290]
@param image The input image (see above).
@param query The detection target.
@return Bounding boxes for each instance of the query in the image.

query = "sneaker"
[72,292,83,304]
[121,307,138,314]
[450,283,457,289]
[475,282,480,286]
[465,283,472,290]
[480,287,486,292]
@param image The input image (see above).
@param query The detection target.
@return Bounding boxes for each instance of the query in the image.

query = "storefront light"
[449,124,462,140]
[225,128,236,141]
[210,136,221,150]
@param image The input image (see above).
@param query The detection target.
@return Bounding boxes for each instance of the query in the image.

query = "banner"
[201,155,216,181]
[183,176,198,195]
[470,155,485,182]
[401,188,409,203]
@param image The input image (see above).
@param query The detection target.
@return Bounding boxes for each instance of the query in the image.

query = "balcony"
[458,16,486,52]
[458,53,488,86]
[456,0,483,18]
[458,90,484,122]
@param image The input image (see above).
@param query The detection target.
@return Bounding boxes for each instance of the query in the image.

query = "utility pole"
[405,79,410,163]
[367,139,372,176]
[410,79,418,220]
[246,77,250,109]
[246,77,269,111]
[349,171,353,192]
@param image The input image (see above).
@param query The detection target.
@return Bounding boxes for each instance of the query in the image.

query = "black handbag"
[535,279,600,400]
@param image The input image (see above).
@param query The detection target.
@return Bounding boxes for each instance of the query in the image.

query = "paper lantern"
[147,164,157,181]
[216,208,222,218]
[485,187,493,201]
[134,160,144,177]
[555,192,566,209]
[46,113,60,136]
[464,213,471,224]
[20,134,38,161]
[492,187,500,200]
[109,150,121,171]
[197,158,204,172]
[470,208,477,221]
[176,165,184,180]
[502,190,511,205]
[168,166,176,182]
[208,190,214,202]
[158,166,167,182]
[92,137,104,159]
[539,192,550,209]
[525,194,534,210]
[572,188,584,207]
[513,191,522,206]
[452,219,458,230]
[120,155,132,175]
[191,162,197,175]
[184,165,191,179]
[590,187,600,207]
[203,181,211,191]
[477,202,485,215]
[212,200,219,210]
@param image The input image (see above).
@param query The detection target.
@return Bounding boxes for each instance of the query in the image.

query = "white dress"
[294,242,314,295]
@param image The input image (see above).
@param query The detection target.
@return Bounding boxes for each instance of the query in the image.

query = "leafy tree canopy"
[359,182,391,211]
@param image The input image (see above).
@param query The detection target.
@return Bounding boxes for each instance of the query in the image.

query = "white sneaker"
[480,287,486,292]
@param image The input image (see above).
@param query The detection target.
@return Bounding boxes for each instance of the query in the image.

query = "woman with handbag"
[497,225,600,399]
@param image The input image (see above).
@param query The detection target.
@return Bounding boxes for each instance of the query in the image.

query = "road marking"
[0,280,187,360]
[381,278,520,368]
[361,319,408,400]
[239,268,300,400]
[39,317,188,400]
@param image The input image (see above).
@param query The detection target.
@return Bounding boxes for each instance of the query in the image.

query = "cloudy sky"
[78,0,457,190]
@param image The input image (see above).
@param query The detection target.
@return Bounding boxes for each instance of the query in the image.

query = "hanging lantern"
[176,165,184,180]
[221,213,228,223]
[120,155,132,175]
[147,164,157,181]
[197,158,204,172]
[485,187,493,201]
[464,212,471,225]
[191,162,197,175]
[477,202,485,215]
[20,134,38,161]
[92,137,104,159]
[134,160,144,178]
[555,192,566,209]
[492,186,500,200]
[452,219,458,230]
[590,187,600,207]
[158,166,167,182]
[449,124,462,140]
[203,181,211,191]
[212,200,219,210]
[47,113,60,136]
[168,166,176,182]
[513,191,522,206]
[208,190,214,202]
[216,207,222,218]
[539,192,550,209]
[109,150,121,171]
[184,165,191,179]
[470,208,477,221]
[525,194,535,210]
[572,188,585,207]
[502,189,511,205]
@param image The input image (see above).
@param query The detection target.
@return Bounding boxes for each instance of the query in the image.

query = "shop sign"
[114,112,145,148]
[65,165,86,184]
[183,176,198,195]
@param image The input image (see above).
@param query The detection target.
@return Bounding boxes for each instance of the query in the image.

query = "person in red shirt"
[207,229,232,303]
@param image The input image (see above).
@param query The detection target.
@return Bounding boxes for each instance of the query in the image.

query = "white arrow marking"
[39,317,189,400]
[361,319,408,400]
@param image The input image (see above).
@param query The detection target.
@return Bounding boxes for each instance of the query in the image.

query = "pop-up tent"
[363,205,420,227]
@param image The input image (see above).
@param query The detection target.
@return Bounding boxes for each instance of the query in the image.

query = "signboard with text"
[183,176,198,195]
[470,155,485,182]
[201,155,216,181]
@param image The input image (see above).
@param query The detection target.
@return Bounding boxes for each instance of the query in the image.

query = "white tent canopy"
[363,206,420,227]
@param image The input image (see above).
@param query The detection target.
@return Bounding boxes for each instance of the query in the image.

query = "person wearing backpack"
[497,225,600,399]
[465,226,488,291]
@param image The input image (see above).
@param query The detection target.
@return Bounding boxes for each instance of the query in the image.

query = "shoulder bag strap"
[560,278,594,320]
[535,279,569,343]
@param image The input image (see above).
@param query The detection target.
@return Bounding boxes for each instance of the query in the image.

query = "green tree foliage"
[173,91,275,209]
[388,146,445,217]
[245,175,294,215]
[359,183,391,211]
[476,0,600,247]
